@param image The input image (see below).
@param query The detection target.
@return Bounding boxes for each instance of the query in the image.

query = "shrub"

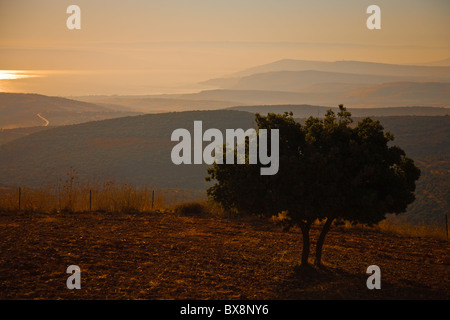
[174,201,209,217]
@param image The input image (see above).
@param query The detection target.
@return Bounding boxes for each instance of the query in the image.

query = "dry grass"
[1,183,447,243]
[333,218,448,241]
[376,220,448,241]
[0,181,168,214]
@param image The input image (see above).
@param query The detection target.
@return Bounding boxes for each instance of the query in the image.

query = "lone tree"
[206,106,421,267]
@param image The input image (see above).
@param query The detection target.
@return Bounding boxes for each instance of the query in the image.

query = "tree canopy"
[206,105,421,266]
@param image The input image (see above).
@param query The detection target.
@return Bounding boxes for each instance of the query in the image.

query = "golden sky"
[0,0,449,95]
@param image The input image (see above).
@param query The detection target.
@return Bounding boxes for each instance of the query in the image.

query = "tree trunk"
[299,221,312,266]
[314,217,334,266]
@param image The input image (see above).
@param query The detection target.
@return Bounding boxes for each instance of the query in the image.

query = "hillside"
[213,59,450,80]
[204,81,450,108]
[108,82,449,108]
[0,110,255,190]
[0,92,140,129]
[113,90,311,106]
[371,116,450,158]
[0,110,448,226]
[341,82,450,107]
[74,96,242,113]
[407,155,449,225]
[0,126,51,146]
[364,117,450,225]
[226,70,415,92]
[424,57,450,66]
[228,105,450,119]
[0,211,448,299]
[198,59,450,108]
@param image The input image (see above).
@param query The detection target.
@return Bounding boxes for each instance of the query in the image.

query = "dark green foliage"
[207,106,421,266]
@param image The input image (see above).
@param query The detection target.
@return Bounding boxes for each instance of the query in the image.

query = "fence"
[0,184,164,214]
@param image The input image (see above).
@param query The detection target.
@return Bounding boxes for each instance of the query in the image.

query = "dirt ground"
[0,211,448,300]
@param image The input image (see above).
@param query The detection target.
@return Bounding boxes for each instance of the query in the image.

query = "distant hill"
[217,59,450,79]
[74,95,241,113]
[2,105,447,147]
[0,110,448,226]
[122,82,449,109]
[228,105,450,118]
[0,110,255,190]
[173,89,309,105]
[423,57,450,67]
[342,82,450,107]
[214,70,418,92]
[199,59,450,108]
[0,93,140,129]
[91,90,316,106]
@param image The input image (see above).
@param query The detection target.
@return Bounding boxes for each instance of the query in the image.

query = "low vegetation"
[173,201,210,217]
[0,175,168,214]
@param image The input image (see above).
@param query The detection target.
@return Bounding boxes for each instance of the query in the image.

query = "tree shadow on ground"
[272,264,446,300]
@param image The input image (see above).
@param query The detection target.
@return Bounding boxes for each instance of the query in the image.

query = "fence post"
[152,190,155,210]
[18,187,21,211]
[89,189,92,211]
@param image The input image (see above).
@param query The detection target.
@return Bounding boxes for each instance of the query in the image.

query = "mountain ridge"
[220,59,450,79]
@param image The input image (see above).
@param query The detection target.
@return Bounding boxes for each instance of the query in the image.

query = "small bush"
[174,202,209,217]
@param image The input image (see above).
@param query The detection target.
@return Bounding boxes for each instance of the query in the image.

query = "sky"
[0,0,449,95]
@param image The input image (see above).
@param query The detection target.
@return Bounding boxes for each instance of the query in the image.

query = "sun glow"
[0,70,40,80]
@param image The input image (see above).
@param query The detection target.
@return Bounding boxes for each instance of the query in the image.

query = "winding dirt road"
[37,113,50,126]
